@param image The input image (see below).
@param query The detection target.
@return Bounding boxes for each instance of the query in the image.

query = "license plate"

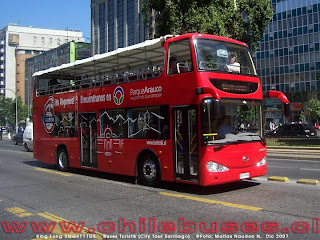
[240,172,250,179]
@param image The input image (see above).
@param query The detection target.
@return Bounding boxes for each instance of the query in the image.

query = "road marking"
[38,212,104,240]
[299,168,320,171]
[35,167,72,177]
[268,166,295,169]
[159,192,263,211]
[5,207,34,217]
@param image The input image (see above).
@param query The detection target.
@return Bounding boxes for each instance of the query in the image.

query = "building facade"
[25,42,91,109]
[254,0,320,123]
[91,0,150,54]
[0,24,85,100]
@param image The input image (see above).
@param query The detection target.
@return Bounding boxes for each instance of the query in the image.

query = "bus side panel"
[96,139,174,181]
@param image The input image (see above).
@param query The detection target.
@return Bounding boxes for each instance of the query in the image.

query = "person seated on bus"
[218,116,235,139]
[168,56,178,75]
[177,62,189,73]
[49,78,60,88]
[225,54,240,73]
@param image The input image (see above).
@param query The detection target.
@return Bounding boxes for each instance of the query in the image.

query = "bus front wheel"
[57,147,69,172]
[138,154,161,187]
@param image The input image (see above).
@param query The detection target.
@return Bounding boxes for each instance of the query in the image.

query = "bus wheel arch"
[136,149,161,187]
[56,145,69,172]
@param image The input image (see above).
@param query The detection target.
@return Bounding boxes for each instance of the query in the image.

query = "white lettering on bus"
[80,94,111,104]
[53,97,75,108]
[60,97,75,108]
[130,86,162,96]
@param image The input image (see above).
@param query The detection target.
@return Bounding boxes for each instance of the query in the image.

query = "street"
[266,147,320,183]
[0,140,319,240]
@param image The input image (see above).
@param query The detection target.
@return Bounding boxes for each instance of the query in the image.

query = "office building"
[25,42,91,109]
[91,0,149,55]
[0,24,85,100]
[254,0,320,123]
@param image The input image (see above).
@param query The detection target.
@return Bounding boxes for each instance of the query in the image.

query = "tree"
[307,98,320,123]
[142,0,273,50]
[0,96,27,127]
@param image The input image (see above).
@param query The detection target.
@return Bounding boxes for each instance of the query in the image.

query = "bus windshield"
[202,99,263,145]
[194,38,256,75]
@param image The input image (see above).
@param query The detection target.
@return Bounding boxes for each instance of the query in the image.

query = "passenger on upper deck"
[49,78,60,88]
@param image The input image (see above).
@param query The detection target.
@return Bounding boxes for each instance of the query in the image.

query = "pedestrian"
[0,126,2,140]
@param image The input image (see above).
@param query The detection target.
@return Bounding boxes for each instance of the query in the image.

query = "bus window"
[167,39,193,75]
[202,99,263,145]
[100,109,127,138]
[194,38,256,75]
[99,106,169,140]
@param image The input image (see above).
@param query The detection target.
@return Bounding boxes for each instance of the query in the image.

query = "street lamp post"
[25,78,30,121]
[0,88,18,134]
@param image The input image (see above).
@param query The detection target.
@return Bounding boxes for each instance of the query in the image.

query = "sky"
[1,0,91,41]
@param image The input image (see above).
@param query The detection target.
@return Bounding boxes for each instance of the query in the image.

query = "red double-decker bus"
[33,33,289,186]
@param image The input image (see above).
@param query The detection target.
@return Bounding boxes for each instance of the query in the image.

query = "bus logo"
[113,86,124,105]
[242,156,249,163]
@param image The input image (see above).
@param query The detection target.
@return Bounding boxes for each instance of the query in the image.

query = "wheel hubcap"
[58,152,67,168]
[143,160,156,181]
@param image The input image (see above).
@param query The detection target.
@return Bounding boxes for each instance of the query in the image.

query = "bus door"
[80,113,97,168]
[173,107,199,181]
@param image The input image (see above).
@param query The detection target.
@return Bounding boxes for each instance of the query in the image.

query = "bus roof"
[33,35,173,78]
[33,33,248,79]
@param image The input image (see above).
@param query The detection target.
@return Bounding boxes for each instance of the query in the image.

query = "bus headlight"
[257,157,266,167]
[206,161,229,172]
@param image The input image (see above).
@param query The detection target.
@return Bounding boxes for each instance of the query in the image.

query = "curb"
[268,176,289,182]
[297,179,320,185]
[268,176,319,185]
[267,146,320,151]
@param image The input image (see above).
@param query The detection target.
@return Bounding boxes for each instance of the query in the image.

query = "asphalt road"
[0,140,319,240]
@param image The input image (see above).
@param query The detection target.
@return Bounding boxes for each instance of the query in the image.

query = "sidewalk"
[267,146,320,160]
[1,134,11,141]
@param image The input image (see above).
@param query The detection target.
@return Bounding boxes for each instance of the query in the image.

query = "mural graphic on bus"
[97,105,169,157]
[43,97,55,133]
[42,96,78,137]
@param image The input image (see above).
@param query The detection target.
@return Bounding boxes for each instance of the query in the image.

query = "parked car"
[13,131,24,145]
[23,123,33,152]
[270,123,316,137]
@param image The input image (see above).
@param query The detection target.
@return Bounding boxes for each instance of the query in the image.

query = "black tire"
[13,140,17,145]
[57,148,69,171]
[23,143,30,152]
[138,154,161,187]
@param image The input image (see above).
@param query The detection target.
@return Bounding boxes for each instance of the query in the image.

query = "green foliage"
[142,0,273,50]
[237,105,257,125]
[307,98,320,122]
[299,110,305,122]
[0,96,27,127]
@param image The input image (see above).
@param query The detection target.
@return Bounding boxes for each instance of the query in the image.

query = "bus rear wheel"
[57,148,69,171]
[138,154,161,187]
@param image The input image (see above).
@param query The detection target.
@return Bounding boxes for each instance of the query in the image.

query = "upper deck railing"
[34,36,172,96]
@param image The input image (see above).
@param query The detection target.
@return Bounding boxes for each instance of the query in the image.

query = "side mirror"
[284,103,290,117]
